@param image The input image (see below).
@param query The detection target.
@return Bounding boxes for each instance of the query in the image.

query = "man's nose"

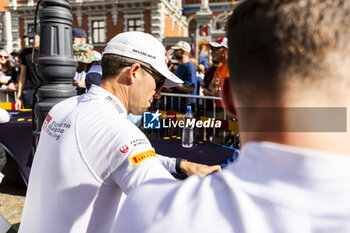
[154,89,162,99]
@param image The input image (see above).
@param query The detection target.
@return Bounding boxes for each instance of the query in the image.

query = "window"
[27,24,35,33]
[91,20,105,44]
[127,18,143,32]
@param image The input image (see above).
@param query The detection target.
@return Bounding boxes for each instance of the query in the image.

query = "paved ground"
[0,159,26,232]
[0,182,26,231]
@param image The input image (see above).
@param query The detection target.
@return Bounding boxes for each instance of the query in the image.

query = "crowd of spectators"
[1,26,229,120]
[158,37,230,116]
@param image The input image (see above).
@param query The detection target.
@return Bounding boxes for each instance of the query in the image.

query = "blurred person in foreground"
[18,32,220,233]
[114,1,350,232]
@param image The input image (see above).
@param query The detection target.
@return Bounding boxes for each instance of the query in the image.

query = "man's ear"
[221,77,237,117]
[127,63,142,85]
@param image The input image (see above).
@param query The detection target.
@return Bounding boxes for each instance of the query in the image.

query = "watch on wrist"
[175,158,187,174]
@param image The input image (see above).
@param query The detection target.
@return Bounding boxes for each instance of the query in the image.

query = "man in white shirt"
[115,1,350,232]
[18,32,220,233]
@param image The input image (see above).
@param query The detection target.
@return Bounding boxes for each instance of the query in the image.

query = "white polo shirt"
[19,85,176,233]
[115,142,350,233]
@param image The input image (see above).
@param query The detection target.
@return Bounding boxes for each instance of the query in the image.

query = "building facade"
[6,0,188,52]
[0,0,13,52]
[182,0,237,40]
[5,0,236,54]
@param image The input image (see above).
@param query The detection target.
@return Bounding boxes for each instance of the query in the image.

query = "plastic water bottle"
[182,105,194,148]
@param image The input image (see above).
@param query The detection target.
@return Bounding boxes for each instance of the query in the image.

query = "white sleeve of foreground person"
[113,142,350,233]
[113,173,240,233]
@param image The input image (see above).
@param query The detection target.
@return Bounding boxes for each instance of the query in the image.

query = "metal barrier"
[0,87,17,103]
[0,87,240,148]
[141,92,240,148]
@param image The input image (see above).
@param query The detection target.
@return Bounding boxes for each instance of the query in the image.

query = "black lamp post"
[35,0,76,141]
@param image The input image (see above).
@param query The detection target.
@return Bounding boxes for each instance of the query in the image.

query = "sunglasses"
[121,62,166,90]
[0,55,9,59]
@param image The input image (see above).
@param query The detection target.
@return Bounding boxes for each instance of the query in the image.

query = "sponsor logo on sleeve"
[130,150,157,166]
[119,145,129,154]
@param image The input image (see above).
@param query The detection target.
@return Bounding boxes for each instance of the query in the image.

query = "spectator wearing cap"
[18,31,221,233]
[203,37,229,100]
[170,41,198,113]
[15,27,42,110]
[204,37,230,142]
[72,28,87,44]
[72,43,102,94]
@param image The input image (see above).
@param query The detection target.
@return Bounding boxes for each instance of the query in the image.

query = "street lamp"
[35,0,76,142]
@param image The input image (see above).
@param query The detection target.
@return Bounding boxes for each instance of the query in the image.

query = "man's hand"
[15,99,22,110]
[72,81,86,88]
[7,83,16,91]
[203,88,215,96]
[180,160,221,177]
[214,87,221,97]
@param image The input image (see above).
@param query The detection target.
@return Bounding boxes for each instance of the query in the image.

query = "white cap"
[210,37,228,49]
[103,32,183,88]
[171,41,191,53]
